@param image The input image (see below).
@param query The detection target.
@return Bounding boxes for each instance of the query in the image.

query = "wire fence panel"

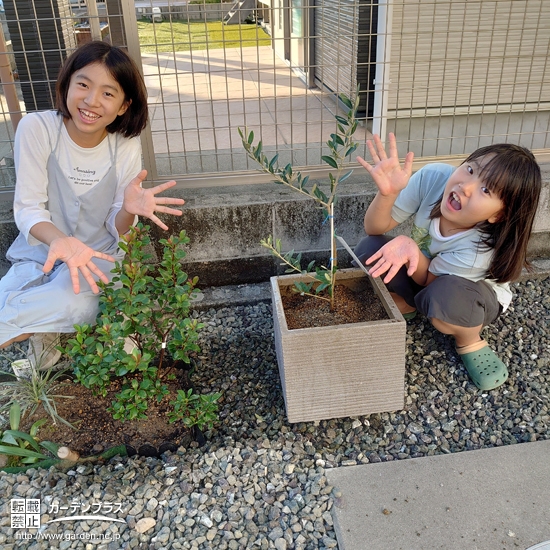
[133,0,371,183]
[0,0,548,190]
[387,0,550,158]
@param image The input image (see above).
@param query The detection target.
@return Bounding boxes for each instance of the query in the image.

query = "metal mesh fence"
[0,0,548,190]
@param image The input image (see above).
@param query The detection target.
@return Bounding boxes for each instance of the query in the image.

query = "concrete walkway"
[326,440,550,550]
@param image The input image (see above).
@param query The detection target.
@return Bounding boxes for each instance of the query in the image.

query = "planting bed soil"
[21,367,196,457]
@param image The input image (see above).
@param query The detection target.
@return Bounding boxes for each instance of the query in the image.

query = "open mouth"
[79,109,100,122]
[449,191,462,211]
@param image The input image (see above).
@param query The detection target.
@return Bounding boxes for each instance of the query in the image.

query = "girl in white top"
[355,134,541,391]
[0,41,185,367]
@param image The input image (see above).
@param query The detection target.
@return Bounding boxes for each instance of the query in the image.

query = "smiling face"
[64,62,129,148]
[439,156,505,236]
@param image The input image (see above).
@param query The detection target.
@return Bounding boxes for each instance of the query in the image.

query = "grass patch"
[137,20,271,53]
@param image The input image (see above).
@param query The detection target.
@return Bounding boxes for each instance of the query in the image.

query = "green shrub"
[63,224,219,426]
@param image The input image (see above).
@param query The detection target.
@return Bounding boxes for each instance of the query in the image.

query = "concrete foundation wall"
[1,167,549,287]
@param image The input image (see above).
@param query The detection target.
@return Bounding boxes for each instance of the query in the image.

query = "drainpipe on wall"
[372,0,393,141]
[305,0,315,89]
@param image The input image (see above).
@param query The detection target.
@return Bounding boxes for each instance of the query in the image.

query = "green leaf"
[334,115,349,126]
[29,419,48,438]
[339,170,353,183]
[9,402,21,431]
[255,141,263,160]
[340,94,353,109]
[344,144,358,157]
[3,430,41,453]
[248,130,254,144]
[1,433,17,446]
[321,156,338,169]
[312,186,328,203]
[39,441,60,456]
[294,281,314,294]
[0,444,47,460]
[140,378,153,390]
[330,133,345,146]
[268,154,279,170]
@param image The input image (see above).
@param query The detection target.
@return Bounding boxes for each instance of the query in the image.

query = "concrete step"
[327,439,550,550]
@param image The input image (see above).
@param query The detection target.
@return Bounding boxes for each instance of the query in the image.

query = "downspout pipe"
[372,0,393,141]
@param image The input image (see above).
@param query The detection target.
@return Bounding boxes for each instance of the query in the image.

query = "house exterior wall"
[4,0,77,112]
[313,0,377,117]
[313,0,358,98]
[388,0,550,117]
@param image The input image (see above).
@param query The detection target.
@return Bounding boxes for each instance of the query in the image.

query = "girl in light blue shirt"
[355,134,541,391]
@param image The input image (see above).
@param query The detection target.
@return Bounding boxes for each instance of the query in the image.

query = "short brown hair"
[55,41,148,138]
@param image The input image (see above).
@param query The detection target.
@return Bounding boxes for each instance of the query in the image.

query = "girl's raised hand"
[357,133,414,197]
[43,236,115,295]
[123,170,185,231]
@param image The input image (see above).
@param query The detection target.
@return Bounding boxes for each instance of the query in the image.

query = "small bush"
[63,224,220,427]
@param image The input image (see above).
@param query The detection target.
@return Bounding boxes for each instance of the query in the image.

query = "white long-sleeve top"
[13,110,142,245]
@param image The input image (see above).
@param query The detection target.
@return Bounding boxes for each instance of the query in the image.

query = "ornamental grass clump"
[0,354,74,428]
[62,223,220,424]
[239,92,360,310]
[0,402,60,467]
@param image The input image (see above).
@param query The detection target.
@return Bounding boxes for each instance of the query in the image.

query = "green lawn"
[137,20,271,53]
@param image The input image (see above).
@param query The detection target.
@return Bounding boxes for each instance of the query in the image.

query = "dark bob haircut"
[430,143,541,282]
[55,41,148,138]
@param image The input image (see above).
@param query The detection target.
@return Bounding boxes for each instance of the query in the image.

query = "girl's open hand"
[43,236,115,294]
[357,133,414,197]
[366,235,420,283]
[123,170,185,231]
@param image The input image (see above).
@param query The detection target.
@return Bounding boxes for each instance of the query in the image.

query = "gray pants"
[354,235,502,328]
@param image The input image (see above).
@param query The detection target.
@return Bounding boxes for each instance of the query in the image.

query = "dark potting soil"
[281,283,389,330]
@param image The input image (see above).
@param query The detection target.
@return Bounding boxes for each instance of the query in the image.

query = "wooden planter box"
[271,268,406,423]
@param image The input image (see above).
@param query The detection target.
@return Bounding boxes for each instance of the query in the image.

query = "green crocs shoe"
[458,345,508,390]
[402,310,417,321]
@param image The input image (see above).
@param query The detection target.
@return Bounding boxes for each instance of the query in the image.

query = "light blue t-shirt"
[391,163,512,310]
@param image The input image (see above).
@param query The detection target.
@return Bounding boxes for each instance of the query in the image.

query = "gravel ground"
[0,276,549,549]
